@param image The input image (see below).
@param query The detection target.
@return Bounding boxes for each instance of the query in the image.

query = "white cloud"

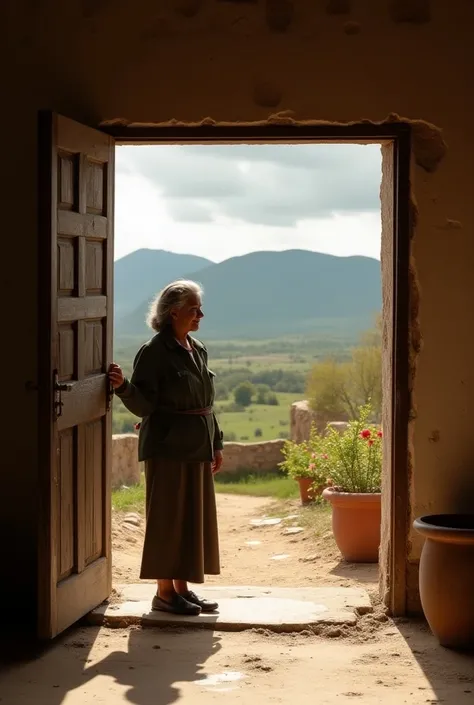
[114,145,381,263]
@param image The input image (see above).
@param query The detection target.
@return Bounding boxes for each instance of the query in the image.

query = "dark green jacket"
[115,327,223,462]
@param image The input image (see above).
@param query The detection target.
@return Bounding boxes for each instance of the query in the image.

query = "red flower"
[377,430,383,438]
[360,429,371,439]
[322,453,329,460]
[368,439,374,447]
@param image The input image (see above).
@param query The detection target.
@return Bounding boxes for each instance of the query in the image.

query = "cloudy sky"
[115,144,382,263]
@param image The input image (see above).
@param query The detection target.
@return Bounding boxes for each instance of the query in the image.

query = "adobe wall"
[2,0,474,620]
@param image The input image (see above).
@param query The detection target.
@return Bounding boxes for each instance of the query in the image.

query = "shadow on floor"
[394,618,474,702]
[329,559,379,584]
[0,623,220,705]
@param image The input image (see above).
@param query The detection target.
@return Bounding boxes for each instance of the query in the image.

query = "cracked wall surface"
[2,0,474,621]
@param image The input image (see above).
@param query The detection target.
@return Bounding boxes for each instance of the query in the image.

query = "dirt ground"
[112,493,379,592]
[2,622,474,704]
[2,494,474,703]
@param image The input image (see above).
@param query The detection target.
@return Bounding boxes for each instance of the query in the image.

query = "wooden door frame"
[37,119,410,621]
[103,122,411,616]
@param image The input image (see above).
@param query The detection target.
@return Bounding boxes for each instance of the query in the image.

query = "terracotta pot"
[322,488,381,562]
[296,477,322,505]
[413,514,474,649]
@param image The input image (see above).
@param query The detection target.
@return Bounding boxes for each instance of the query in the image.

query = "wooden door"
[38,113,115,639]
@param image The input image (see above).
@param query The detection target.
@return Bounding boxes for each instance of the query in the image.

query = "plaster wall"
[2,0,474,621]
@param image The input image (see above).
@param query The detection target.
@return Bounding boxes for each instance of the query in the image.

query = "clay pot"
[297,477,316,505]
[413,514,474,649]
[322,488,381,562]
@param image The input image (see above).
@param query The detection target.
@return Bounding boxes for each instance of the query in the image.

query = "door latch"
[53,370,73,420]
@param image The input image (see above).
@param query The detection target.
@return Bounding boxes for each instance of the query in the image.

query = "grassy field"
[214,391,300,442]
[112,334,354,439]
[112,472,300,514]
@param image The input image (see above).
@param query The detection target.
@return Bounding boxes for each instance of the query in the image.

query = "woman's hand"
[212,450,223,475]
[108,362,125,390]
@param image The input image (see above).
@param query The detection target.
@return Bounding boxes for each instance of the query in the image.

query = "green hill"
[114,248,213,320]
[114,249,381,341]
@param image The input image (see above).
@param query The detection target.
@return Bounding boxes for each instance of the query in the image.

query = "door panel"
[38,113,114,639]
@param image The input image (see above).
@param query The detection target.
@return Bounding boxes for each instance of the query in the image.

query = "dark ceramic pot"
[414,514,474,649]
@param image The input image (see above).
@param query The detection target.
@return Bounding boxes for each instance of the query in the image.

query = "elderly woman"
[108,280,223,616]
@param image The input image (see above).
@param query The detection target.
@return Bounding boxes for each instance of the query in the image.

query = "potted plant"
[279,426,327,505]
[322,403,382,562]
[413,514,474,649]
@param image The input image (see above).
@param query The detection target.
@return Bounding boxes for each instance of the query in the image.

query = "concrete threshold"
[88,584,373,633]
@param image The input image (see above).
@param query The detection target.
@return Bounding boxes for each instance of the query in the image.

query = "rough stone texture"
[290,401,349,441]
[411,120,447,173]
[3,0,474,621]
[290,400,314,443]
[221,439,285,475]
[111,436,285,480]
[327,421,349,434]
[89,584,372,631]
[111,434,141,489]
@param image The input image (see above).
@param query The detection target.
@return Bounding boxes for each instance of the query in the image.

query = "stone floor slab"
[88,584,372,632]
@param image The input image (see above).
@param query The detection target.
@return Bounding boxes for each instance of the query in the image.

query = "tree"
[307,358,348,418]
[233,381,255,407]
[307,315,382,422]
[255,384,271,404]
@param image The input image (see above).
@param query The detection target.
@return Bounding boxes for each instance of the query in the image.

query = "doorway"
[38,115,410,639]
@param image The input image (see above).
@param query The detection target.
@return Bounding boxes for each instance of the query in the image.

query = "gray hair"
[146,279,203,332]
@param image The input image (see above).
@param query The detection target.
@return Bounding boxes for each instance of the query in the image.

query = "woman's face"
[171,294,204,334]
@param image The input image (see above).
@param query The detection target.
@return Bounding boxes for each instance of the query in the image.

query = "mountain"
[114,249,213,320]
[115,249,381,340]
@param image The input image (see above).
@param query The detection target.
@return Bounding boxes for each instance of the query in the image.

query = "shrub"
[234,381,255,407]
[279,425,328,483]
[324,402,382,493]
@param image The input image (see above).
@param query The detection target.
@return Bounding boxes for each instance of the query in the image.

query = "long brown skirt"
[140,457,220,583]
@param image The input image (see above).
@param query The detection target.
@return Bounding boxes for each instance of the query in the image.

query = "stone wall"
[111,434,141,490]
[291,401,350,442]
[290,401,315,443]
[111,435,285,485]
[221,439,285,475]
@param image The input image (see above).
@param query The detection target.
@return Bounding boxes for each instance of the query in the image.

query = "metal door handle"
[53,370,73,420]
[54,382,73,392]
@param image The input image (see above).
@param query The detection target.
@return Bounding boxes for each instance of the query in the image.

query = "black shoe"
[152,593,202,616]
[181,590,219,613]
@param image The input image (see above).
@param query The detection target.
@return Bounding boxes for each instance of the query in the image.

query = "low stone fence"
[111,434,142,489]
[220,439,285,475]
[111,434,286,489]
[290,400,349,442]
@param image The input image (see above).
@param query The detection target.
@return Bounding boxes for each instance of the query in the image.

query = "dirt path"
[112,493,378,591]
